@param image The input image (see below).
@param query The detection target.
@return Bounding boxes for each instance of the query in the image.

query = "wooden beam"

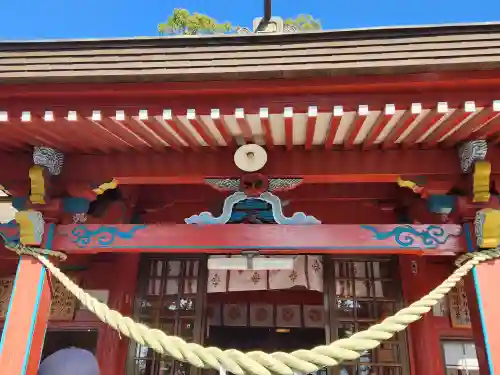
[55,149,464,185]
[4,148,500,187]
[4,70,500,105]
[51,223,463,255]
[136,183,402,206]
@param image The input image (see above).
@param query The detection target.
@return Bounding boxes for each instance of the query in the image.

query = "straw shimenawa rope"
[4,238,499,375]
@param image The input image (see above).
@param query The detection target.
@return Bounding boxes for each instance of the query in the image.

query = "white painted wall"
[0,191,16,223]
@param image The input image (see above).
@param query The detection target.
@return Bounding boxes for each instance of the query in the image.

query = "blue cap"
[38,347,100,375]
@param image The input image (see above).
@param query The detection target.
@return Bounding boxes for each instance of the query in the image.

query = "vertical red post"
[0,224,55,375]
[400,256,443,375]
[95,253,140,375]
[463,224,496,375]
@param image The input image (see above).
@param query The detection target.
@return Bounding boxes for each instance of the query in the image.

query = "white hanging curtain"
[207,255,323,293]
[207,303,326,328]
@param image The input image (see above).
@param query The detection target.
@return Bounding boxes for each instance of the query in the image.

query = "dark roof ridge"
[0,21,499,51]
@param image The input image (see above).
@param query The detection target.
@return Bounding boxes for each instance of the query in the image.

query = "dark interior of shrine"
[206,326,325,352]
[205,289,325,352]
[41,329,99,361]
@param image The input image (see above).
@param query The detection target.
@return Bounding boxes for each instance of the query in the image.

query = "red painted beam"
[4,148,500,187]
[119,116,167,151]
[343,111,367,149]
[324,113,343,149]
[0,148,466,186]
[363,112,393,149]
[383,110,419,149]
[186,111,218,149]
[422,109,473,147]
[474,114,500,140]
[4,70,500,104]
[74,112,132,152]
[284,112,294,151]
[401,110,447,148]
[442,107,496,146]
[304,109,317,151]
[51,149,467,185]
[235,110,253,144]
[140,116,183,151]
[211,115,234,147]
[138,183,403,204]
[52,223,463,255]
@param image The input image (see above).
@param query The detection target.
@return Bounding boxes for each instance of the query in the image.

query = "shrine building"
[0,20,500,375]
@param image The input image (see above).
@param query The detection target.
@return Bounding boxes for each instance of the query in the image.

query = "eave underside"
[0,99,499,153]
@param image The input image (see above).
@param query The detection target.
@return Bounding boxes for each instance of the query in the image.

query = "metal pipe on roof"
[264,0,271,21]
[255,0,272,32]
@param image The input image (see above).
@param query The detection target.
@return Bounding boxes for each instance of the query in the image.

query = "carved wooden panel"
[49,274,80,321]
[0,277,14,319]
[0,274,80,321]
[448,280,472,329]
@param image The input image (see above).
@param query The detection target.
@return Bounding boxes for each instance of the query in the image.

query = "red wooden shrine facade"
[1,22,500,375]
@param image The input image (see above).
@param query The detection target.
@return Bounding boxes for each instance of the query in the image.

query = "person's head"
[38,347,100,375]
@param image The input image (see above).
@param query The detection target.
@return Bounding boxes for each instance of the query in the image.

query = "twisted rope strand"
[4,238,498,375]
[6,241,67,260]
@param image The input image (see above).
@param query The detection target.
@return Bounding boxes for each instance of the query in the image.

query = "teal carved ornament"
[360,225,462,249]
[71,225,146,248]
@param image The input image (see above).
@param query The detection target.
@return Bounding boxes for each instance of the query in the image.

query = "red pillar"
[464,224,496,375]
[95,253,140,375]
[400,256,444,375]
[0,224,55,375]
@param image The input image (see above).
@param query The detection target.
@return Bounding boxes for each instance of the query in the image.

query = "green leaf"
[160,8,234,35]
[284,14,322,31]
[159,9,321,35]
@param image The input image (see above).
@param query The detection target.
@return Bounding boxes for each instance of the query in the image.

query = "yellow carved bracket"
[29,165,46,204]
[476,208,500,248]
[93,179,118,196]
[396,177,427,198]
[15,210,44,246]
[472,160,491,203]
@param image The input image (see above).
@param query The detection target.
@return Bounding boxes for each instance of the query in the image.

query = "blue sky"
[1,0,498,40]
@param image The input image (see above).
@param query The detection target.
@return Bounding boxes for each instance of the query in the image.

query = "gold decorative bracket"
[93,179,119,195]
[472,160,491,203]
[474,208,500,248]
[396,177,427,197]
[28,165,46,204]
[458,140,490,203]
[15,210,45,246]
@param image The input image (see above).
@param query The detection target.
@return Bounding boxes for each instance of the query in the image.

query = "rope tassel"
[3,236,497,375]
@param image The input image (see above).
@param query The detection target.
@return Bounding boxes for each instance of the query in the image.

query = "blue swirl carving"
[185,192,247,224]
[360,224,457,249]
[185,191,321,225]
[71,225,146,248]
